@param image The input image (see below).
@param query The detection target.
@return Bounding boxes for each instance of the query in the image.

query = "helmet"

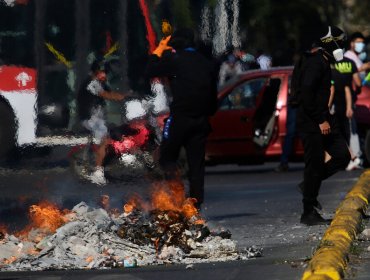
[317,26,347,61]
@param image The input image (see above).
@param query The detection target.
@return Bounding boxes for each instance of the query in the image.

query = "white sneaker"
[346,158,362,171]
[87,167,107,185]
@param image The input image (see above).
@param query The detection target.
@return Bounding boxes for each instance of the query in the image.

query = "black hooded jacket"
[296,50,332,133]
[145,49,218,117]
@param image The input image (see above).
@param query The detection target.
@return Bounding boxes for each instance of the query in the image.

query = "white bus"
[0,66,38,156]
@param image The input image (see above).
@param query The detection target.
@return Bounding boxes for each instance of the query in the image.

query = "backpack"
[288,52,309,107]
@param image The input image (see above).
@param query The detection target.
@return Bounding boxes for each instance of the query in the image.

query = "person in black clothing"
[332,56,363,170]
[331,57,358,144]
[145,28,218,209]
[296,26,351,226]
[77,60,128,185]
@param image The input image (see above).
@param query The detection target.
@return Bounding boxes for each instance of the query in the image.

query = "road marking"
[36,136,89,146]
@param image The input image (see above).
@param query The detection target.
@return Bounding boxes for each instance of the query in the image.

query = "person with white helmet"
[296,26,351,225]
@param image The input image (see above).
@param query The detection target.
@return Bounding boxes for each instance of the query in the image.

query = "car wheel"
[364,130,370,165]
[0,102,16,158]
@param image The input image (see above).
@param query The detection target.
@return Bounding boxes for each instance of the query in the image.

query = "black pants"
[300,129,351,213]
[159,115,211,204]
[336,112,351,145]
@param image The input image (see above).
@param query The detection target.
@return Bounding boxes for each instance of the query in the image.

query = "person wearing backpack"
[295,26,351,226]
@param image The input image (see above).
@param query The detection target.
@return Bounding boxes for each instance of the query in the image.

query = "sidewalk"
[301,169,370,280]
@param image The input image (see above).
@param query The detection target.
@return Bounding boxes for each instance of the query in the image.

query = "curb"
[302,169,370,280]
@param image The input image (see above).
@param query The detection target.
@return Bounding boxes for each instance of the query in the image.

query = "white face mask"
[333,48,344,61]
[359,52,367,61]
[354,42,365,53]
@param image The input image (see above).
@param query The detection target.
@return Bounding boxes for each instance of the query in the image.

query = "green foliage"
[206,0,218,9]
[170,0,193,28]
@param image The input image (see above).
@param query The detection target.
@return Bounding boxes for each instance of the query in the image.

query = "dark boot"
[300,209,330,226]
[297,181,322,210]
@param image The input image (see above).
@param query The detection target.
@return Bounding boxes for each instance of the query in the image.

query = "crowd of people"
[217,48,272,88]
[276,30,370,173]
[76,25,369,225]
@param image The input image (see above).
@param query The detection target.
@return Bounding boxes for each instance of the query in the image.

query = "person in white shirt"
[255,49,272,70]
[344,32,370,80]
[218,54,243,87]
[344,32,369,170]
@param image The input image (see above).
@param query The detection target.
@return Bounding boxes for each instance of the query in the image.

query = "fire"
[28,201,69,233]
[124,180,201,220]
[124,203,135,213]
[16,201,70,239]
[123,193,149,214]
[151,180,201,219]
[85,256,94,263]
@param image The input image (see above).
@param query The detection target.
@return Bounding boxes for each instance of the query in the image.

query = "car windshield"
[219,77,268,110]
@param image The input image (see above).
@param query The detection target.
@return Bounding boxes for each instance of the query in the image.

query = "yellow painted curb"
[301,170,370,280]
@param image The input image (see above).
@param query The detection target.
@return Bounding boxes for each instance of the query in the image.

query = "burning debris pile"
[0,181,262,271]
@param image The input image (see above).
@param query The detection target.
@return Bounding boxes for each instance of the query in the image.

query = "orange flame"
[124,203,135,214]
[16,201,70,239]
[151,180,201,219]
[29,202,69,233]
[125,180,201,220]
[123,193,149,214]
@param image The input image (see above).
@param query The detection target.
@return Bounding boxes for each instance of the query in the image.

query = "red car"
[206,67,370,165]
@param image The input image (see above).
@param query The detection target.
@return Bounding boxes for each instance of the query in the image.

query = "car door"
[206,77,269,159]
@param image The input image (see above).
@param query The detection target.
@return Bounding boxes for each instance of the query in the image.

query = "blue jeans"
[280,106,297,164]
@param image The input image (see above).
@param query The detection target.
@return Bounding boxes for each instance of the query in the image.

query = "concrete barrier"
[302,169,370,280]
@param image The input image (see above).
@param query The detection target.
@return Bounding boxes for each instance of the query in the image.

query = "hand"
[346,107,353,118]
[319,121,331,135]
[364,62,370,71]
[152,36,172,57]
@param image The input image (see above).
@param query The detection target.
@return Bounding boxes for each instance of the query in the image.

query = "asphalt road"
[0,146,365,280]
